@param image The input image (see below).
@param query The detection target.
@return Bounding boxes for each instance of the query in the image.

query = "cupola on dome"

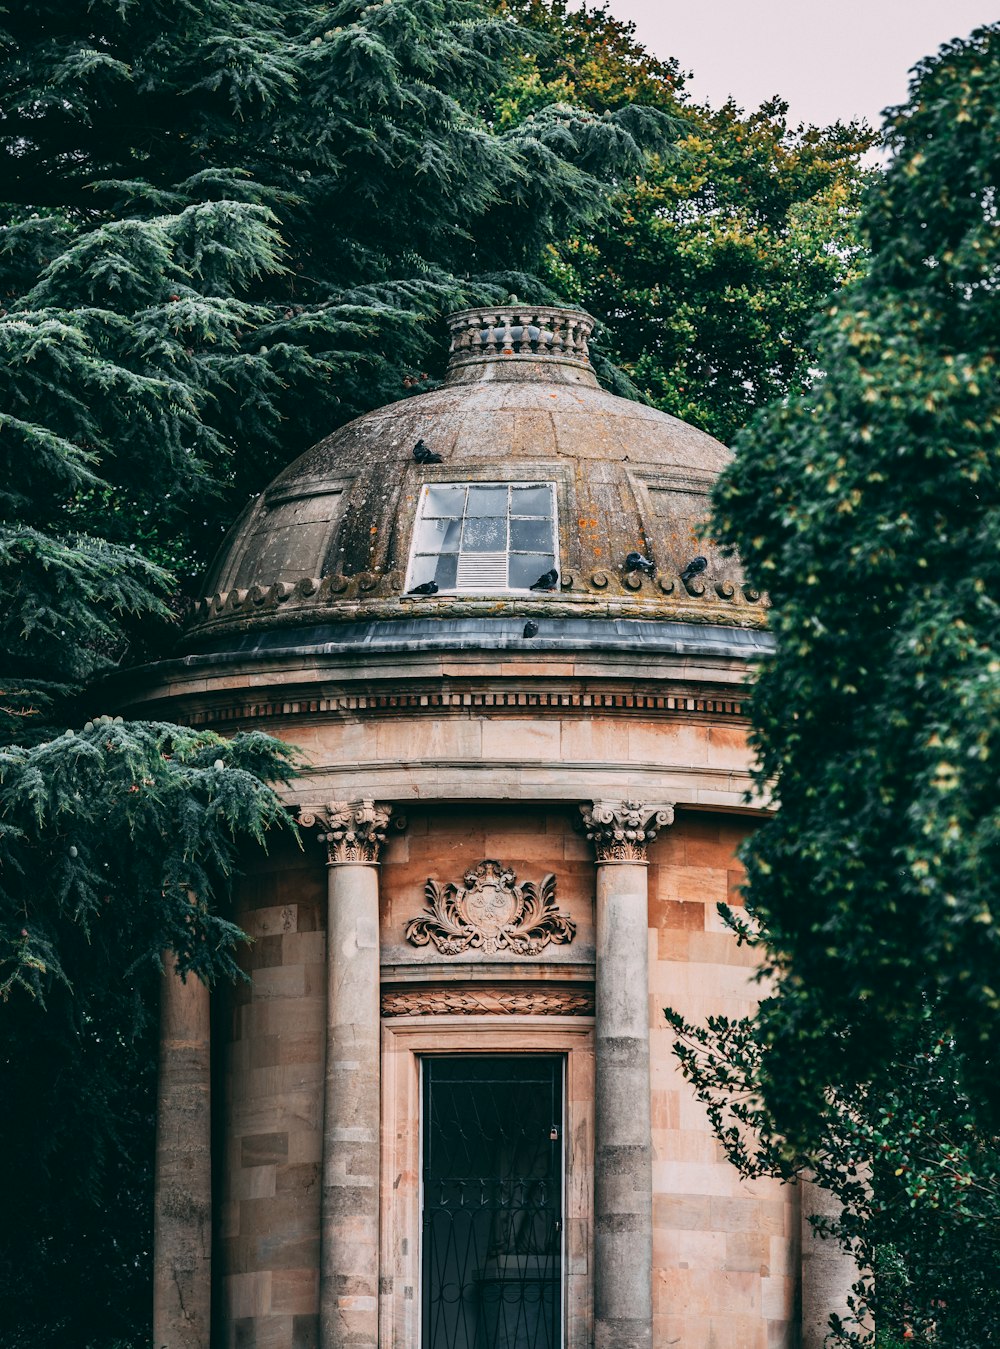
[187,304,763,651]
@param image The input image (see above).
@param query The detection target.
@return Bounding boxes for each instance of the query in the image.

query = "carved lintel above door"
[381,986,594,1017]
[404,860,575,956]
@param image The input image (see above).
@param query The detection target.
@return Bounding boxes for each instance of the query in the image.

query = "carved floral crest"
[404,860,575,957]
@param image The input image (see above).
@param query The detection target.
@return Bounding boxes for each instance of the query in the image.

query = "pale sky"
[602,1,997,130]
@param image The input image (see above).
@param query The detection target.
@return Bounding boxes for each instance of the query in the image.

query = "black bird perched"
[408,580,439,596]
[528,569,558,591]
[680,555,708,584]
[522,621,539,638]
[625,551,655,577]
[412,439,442,464]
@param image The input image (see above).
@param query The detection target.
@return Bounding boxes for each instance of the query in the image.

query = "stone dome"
[186,304,764,651]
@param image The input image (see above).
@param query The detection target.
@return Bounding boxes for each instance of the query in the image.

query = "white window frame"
[404,481,559,595]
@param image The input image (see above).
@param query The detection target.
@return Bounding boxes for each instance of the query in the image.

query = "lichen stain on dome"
[188,305,765,641]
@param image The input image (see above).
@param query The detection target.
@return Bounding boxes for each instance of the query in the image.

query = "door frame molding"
[380,1017,595,1349]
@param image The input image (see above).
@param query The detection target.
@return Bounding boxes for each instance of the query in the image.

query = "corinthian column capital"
[579,799,675,863]
[298,799,398,865]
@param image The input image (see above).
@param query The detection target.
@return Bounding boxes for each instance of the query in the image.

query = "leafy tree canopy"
[494,0,685,116]
[0,722,295,1344]
[714,18,1000,1140]
[497,2,876,444]
[669,23,1000,1348]
[669,1006,1000,1348]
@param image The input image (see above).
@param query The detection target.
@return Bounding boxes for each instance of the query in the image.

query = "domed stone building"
[132,306,853,1349]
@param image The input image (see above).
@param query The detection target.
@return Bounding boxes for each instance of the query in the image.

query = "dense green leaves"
[1,0,680,600]
[668,1006,1000,1347]
[714,20,1000,1125]
[668,23,1000,1347]
[0,722,295,1001]
[551,101,873,444]
[498,2,875,444]
[0,722,295,1347]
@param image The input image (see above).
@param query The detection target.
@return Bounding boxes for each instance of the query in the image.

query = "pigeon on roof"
[413,439,442,464]
[528,569,559,591]
[680,556,708,584]
[625,552,655,577]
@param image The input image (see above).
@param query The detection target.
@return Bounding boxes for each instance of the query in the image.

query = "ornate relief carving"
[298,799,397,865]
[579,799,675,862]
[381,986,594,1017]
[404,860,575,956]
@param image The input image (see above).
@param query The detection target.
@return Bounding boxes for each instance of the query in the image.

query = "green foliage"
[0,3,680,1342]
[494,0,684,118]
[714,19,1000,1132]
[668,23,1000,1348]
[0,721,295,1000]
[1,0,679,597]
[0,725,297,1345]
[668,1005,1000,1347]
[497,2,875,445]
[0,722,295,1347]
[553,102,874,444]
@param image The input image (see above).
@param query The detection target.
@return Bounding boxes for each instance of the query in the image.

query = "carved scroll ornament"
[579,799,675,863]
[297,799,396,865]
[404,860,575,957]
[381,987,594,1017]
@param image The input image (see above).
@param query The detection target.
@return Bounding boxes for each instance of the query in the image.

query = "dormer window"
[406,483,558,593]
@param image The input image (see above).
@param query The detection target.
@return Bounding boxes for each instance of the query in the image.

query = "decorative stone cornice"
[183,685,749,728]
[298,799,397,865]
[579,799,675,863]
[381,985,594,1017]
[188,575,768,629]
[404,860,575,956]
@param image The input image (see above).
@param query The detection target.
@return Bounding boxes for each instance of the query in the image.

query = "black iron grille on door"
[422,1056,563,1349]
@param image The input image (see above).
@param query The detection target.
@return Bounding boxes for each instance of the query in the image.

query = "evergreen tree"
[3,0,679,589]
[668,25,1000,1347]
[1,2,679,1342]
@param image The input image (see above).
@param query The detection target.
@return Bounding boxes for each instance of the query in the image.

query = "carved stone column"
[580,800,674,1349]
[153,958,212,1349]
[300,801,396,1349]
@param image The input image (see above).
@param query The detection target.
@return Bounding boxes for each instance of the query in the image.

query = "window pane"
[408,554,437,588]
[409,553,458,589]
[462,515,506,551]
[424,485,466,518]
[510,518,551,552]
[432,553,458,588]
[414,516,461,552]
[466,486,509,517]
[511,485,552,516]
[509,552,555,589]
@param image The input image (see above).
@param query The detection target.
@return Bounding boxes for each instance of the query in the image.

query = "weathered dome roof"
[187,304,764,647]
